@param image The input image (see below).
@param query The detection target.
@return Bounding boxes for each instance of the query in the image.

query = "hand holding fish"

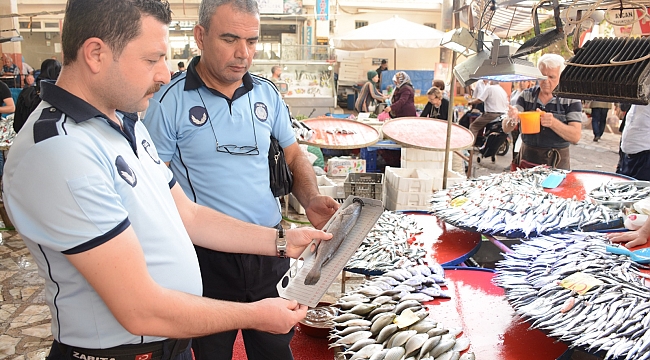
[248,298,308,334]
[286,227,333,258]
[305,195,340,229]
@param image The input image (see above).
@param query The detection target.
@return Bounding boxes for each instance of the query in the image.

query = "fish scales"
[305,198,364,285]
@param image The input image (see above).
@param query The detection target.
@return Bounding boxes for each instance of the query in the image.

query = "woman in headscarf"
[384,71,416,118]
[354,70,387,113]
[14,59,62,133]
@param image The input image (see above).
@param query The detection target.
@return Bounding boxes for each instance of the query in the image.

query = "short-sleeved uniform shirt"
[515,86,583,149]
[143,56,294,227]
[2,82,202,348]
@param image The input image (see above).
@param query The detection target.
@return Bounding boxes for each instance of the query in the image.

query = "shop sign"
[316,0,329,21]
[612,9,650,36]
[259,0,283,14]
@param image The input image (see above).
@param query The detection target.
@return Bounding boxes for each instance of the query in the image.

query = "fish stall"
[495,232,650,359]
[430,166,632,238]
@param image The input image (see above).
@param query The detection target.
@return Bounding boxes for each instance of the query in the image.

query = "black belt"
[626,149,650,158]
[57,339,190,360]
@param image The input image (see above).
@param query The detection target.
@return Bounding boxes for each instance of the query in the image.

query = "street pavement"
[471,127,621,176]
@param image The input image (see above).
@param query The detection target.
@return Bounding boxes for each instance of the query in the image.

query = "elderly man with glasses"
[503,53,582,170]
[143,0,339,359]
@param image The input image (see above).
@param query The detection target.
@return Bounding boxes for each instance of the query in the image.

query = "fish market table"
[381,117,475,151]
[342,212,481,292]
[298,117,381,149]
[426,268,568,360]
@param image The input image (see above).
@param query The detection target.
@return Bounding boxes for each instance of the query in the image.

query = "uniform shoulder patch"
[33,107,63,144]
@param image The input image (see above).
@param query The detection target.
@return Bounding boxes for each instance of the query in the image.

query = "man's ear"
[193,25,206,51]
[81,37,110,74]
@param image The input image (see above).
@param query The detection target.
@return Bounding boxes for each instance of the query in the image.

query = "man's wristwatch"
[276,227,287,258]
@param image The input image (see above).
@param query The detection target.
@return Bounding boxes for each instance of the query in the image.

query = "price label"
[450,196,468,207]
[559,272,604,295]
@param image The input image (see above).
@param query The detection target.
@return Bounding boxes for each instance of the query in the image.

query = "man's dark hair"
[62,0,172,66]
[381,60,387,65]
[178,61,185,68]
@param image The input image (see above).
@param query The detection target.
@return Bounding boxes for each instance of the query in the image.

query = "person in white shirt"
[467,81,509,143]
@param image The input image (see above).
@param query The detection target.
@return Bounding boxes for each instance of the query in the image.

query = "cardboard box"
[385,166,434,193]
[326,157,366,177]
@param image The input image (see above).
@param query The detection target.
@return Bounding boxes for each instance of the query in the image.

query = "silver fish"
[305,198,363,285]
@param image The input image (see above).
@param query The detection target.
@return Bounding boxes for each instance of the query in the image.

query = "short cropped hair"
[199,0,259,31]
[61,0,172,66]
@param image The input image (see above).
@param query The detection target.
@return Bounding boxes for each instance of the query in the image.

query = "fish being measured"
[305,198,364,285]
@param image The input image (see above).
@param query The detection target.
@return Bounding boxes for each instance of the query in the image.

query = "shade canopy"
[332,16,445,51]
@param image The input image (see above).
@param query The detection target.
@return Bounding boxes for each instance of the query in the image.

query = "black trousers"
[191,246,292,360]
[47,340,192,360]
[617,150,650,181]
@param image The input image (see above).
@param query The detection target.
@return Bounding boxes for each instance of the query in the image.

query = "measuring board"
[277,196,383,307]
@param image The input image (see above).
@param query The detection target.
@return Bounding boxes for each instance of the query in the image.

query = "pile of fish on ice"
[328,264,474,360]
[346,211,428,274]
[495,232,650,360]
[430,166,622,238]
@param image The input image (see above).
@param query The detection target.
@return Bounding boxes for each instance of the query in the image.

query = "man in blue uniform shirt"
[143,0,340,359]
[2,1,332,360]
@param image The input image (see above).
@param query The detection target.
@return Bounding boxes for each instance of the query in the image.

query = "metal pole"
[441,1,461,190]
[442,53,457,190]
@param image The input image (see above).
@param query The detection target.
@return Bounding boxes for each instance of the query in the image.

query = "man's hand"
[285,227,332,258]
[249,298,308,334]
[540,111,555,128]
[305,195,340,229]
[608,229,650,249]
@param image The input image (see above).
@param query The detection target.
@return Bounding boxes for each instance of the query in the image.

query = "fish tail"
[304,266,322,285]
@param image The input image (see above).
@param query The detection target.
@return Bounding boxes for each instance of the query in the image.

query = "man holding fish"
[503,53,582,170]
[143,0,340,359]
[2,1,333,360]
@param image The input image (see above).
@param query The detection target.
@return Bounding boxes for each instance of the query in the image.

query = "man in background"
[467,80,508,142]
[0,54,20,87]
[271,65,282,83]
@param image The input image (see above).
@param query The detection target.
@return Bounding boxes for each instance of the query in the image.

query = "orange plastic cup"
[519,111,541,134]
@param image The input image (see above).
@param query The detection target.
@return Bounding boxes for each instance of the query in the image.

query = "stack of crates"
[400,148,465,190]
[384,166,433,211]
[344,173,384,201]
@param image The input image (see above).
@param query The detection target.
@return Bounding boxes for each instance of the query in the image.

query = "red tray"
[545,170,634,200]
[426,268,568,359]
[401,211,482,266]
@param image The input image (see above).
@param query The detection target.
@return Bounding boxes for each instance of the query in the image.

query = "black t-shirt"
[0,81,11,104]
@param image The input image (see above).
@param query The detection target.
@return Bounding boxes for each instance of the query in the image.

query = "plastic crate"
[344,173,384,200]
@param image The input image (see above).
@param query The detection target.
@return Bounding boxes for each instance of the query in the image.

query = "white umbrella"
[332,16,445,68]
